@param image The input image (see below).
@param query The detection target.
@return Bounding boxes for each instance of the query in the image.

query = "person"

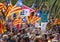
[39,2,49,32]
[35,21,40,28]
[34,36,43,42]
[52,34,59,42]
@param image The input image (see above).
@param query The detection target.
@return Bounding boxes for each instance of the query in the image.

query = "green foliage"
[0,0,3,2]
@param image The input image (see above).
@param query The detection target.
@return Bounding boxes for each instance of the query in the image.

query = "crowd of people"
[0,23,60,42]
[0,0,60,42]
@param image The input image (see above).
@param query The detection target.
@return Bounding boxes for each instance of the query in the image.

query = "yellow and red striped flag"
[0,3,4,12]
[0,19,6,34]
[26,13,34,24]
[3,0,13,16]
[13,18,22,26]
[6,0,23,18]
[31,10,41,24]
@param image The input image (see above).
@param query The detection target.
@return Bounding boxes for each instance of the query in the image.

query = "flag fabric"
[16,0,23,7]
[31,10,41,24]
[16,24,20,30]
[30,0,41,24]
[20,5,34,23]
[26,16,30,24]
[36,10,41,17]
[7,0,34,24]
[0,20,6,34]
[26,12,34,24]
[6,0,22,18]
[22,5,34,13]
[26,8,37,24]
[22,17,27,23]
[0,3,4,12]
[13,18,22,26]
[13,17,27,26]
[13,13,16,18]
[7,0,11,6]
[54,18,60,25]
[21,5,34,24]
[3,0,13,16]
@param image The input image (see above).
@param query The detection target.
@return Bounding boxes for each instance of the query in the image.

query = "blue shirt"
[40,10,49,22]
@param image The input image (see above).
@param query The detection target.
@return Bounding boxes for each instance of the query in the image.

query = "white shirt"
[35,22,40,28]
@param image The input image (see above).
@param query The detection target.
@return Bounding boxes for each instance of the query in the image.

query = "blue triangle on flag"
[36,10,41,17]
[22,17,26,23]
[13,13,16,18]
[16,0,23,7]
[7,0,10,6]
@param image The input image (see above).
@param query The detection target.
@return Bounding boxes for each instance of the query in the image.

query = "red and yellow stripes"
[0,2,13,16]
[13,18,22,26]
[54,18,60,25]
[26,13,33,24]
[4,3,13,16]
[7,6,22,18]
[0,20,6,34]
[31,11,40,24]
[31,16,40,24]
[0,3,4,11]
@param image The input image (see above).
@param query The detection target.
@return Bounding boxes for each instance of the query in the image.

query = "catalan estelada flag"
[7,0,22,18]
[22,17,27,23]
[26,12,34,24]
[31,10,41,24]
[0,3,4,12]
[0,19,6,34]
[26,8,37,24]
[21,5,34,24]
[3,0,13,16]
[13,18,22,26]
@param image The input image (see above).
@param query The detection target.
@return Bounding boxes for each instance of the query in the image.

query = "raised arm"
[39,2,44,10]
[45,4,49,11]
